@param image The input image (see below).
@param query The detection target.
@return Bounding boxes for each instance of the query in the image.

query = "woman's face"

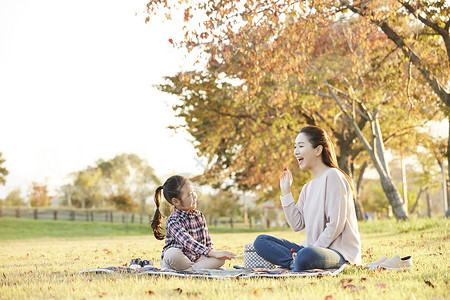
[293,132,320,170]
[175,182,198,211]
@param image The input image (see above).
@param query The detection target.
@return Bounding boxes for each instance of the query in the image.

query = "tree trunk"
[409,187,424,214]
[400,152,408,213]
[426,193,431,218]
[447,116,450,216]
[354,161,368,221]
[356,161,368,196]
[141,199,146,216]
[439,160,448,214]
[243,192,248,224]
[379,175,407,219]
[327,85,408,220]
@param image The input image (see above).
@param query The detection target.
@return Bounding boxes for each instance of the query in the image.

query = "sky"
[0,0,206,198]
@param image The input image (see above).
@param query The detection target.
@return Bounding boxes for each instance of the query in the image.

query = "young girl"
[253,126,361,271]
[151,175,235,271]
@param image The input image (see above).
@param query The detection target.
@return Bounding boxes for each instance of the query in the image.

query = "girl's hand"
[208,250,236,260]
[280,167,293,196]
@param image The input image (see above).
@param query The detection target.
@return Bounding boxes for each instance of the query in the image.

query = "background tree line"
[0,153,161,215]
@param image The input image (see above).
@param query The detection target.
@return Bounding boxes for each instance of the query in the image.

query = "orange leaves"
[340,277,365,292]
[184,7,192,22]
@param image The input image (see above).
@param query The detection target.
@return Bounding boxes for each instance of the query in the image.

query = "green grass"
[0,217,448,299]
[0,217,154,240]
[0,217,287,240]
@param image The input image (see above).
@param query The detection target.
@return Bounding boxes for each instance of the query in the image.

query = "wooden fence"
[0,206,281,228]
[0,206,147,224]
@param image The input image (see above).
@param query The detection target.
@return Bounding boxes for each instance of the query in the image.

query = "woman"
[253,125,361,271]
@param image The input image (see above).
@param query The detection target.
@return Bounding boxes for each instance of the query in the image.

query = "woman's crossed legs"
[253,234,345,271]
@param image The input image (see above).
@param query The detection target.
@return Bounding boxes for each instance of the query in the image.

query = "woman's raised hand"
[280,166,293,196]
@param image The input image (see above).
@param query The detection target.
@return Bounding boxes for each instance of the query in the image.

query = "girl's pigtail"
[151,186,165,240]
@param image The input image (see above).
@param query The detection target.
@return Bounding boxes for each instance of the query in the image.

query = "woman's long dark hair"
[150,175,188,240]
[300,126,356,197]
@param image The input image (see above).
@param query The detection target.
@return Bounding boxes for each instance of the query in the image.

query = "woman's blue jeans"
[253,234,346,271]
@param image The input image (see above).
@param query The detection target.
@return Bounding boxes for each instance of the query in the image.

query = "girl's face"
[293,133,321,170]
[174,182,198,212]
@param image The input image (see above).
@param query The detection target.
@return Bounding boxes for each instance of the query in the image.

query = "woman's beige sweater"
[280,168,362,264]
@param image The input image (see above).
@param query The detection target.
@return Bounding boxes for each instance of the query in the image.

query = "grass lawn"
[0,217,448,299]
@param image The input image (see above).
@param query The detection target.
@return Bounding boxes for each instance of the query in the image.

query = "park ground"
[0,217,448,299]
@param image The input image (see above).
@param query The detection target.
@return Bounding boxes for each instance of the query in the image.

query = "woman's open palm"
[280,167,293,196]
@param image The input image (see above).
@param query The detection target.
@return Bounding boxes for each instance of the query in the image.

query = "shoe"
[377,255,412,270]
[365,255,389,269]
[129,258,142,269]
[140,260,153,268]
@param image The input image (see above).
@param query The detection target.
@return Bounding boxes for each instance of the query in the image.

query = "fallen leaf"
[369,273,379,278]
[360,277,367,281]
[342,284,365,292]
[174,288,183,294]
[340,278,353,285]
[324,295,333,300]
[343,284,356,289]
[253,289,261,295]
[145,290,154,295]
[424,280,435,288]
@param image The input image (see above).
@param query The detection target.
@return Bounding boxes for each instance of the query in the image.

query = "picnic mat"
[79,263,347,279]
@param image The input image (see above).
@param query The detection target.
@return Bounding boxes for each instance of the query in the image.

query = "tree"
[156,17,436,219]
[29,183,51,207]
[97,153,160,214]
[110,192,138,213]
[65,153,160,212]
[157,22,376,217]
[0,152,9,185]
[146,0,449,183]
[73,167,102,209]
[146,0,447,220]
[4,188,26,206]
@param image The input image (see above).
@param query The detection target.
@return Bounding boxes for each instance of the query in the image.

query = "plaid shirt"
[162,208,213,262]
